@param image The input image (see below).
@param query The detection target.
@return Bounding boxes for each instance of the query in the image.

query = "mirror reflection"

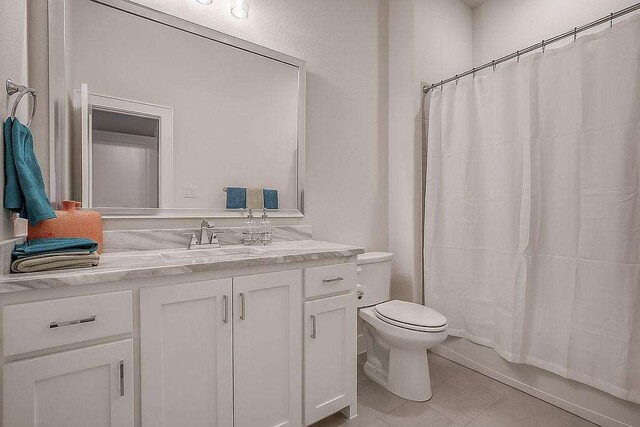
[59,0,304,214]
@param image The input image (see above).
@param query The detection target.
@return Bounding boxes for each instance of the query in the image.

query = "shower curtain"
[424,14,640,403]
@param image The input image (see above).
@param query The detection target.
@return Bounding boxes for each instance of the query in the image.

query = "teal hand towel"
[3,119,23,212]
[226,187,247,209]
[3,118,56,225]
[13,238,99,258]
[263,188,278,209]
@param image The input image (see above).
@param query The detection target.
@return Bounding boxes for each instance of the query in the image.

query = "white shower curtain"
[424,14,640,403]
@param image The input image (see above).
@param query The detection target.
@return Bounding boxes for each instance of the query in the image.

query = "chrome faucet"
[183,219,222,250]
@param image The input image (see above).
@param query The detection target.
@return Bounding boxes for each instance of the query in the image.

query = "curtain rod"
[422,2,640,94]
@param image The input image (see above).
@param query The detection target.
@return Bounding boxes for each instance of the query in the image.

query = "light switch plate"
[183,186,197,198]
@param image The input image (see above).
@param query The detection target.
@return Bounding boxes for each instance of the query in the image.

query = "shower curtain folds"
[424,14,640,404]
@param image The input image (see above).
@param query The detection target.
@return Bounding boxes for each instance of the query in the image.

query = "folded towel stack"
[12,238,100,273]
[225,187,278,210]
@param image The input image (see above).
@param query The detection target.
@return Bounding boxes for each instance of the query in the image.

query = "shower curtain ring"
[492,60,496,72]
[573,27,578,41]
[472,68,476,79]
[455,75,459,85]
[610,12,614,28]
[440,81,443,91]
[542,40,546,53]
[516,50,520,63]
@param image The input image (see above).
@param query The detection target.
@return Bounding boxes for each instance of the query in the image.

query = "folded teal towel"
[226,187,247,209]
[263,188,278,209]
[13,238,99,258]
[3,118,56,226]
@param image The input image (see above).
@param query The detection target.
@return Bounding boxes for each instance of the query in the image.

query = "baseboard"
[432,338,640,427]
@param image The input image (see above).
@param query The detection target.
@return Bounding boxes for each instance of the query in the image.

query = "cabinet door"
[3,339,134,427]
[233,270,302,427]
[140,279,233,427]
[304,293,357,425]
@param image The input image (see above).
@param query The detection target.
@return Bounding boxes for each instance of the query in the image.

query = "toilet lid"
[374,300,447,332]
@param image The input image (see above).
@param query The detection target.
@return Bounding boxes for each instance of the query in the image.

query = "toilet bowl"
[357,252,448,401]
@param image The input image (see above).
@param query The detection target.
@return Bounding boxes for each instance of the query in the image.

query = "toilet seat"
[374,300,447,333]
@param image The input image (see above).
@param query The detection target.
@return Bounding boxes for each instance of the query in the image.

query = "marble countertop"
[0,240,364,293]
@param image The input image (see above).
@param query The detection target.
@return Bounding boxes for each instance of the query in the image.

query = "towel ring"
[10,89,37,127]
[6,78,37,127]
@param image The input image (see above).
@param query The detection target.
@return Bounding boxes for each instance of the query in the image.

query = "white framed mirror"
[48,0,306,219]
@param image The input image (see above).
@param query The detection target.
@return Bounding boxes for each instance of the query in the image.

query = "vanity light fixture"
[231,0,249,19]
[196,0,213,4]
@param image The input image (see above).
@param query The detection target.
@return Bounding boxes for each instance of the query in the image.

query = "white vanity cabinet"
[140,270,302,427]
[233,270,302,427]
[303,263,358,426]
[1,291,135,427]
[304,294,356,425]
[140,279,234,427]
[0,259,358,427]
[4,340,134,427]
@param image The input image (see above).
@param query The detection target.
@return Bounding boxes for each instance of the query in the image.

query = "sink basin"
[161,246,267,261]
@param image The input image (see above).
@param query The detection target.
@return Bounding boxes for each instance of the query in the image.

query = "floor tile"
[493,388,574,427]
[315,405,378,427]
[381,401,457,427]
[365,420,389,427]
[357,378,407,418]
[428,353,463,381]
[425,382,489,425]
[444,368,512,404]
[567,416,600,427]
[465,407,527,427]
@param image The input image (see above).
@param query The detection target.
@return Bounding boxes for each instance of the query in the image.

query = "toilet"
[357,252,448,401]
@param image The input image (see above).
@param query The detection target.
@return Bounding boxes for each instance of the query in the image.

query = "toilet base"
[363,347,434,401]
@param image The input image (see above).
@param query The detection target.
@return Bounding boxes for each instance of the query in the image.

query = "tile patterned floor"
[312,352,600,427]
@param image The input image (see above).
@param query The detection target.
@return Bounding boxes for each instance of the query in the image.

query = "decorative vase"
[28,201,104,254]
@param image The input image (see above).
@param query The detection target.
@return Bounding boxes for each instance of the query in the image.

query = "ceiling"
[461,0,488,8]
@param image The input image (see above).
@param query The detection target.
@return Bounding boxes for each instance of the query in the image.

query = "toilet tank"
[356,252,394,308]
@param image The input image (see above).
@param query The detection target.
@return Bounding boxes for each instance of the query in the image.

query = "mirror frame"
[48,0,306,219]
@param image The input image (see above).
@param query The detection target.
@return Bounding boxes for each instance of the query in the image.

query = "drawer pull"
[322,277,344,283]
[311,315,317,339]
[119,360,125,397]
[49,315,97,329]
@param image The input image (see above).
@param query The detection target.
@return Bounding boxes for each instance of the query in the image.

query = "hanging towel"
[246,187,264,209]
[13,238,99,258]
[225,187,246,209]
[11,251,100,273]
[263,189,278,209]
[3,118,56,225]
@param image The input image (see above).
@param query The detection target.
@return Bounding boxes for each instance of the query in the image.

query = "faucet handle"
[201,219,214,228]
[183,232,199,248]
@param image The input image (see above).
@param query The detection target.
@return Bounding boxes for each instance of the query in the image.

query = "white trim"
[97,207,304,220]
[75,88,174,209]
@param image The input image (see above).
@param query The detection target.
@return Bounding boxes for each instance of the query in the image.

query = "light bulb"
[231,0,249,19]
[196,0,213,4]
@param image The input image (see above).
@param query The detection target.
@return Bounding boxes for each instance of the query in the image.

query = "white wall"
[0,0,28,240]
[473,0,639,64]
[388,0,472,302]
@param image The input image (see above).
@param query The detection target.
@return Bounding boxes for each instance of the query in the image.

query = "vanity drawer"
[304,263,356,299]
[3,291,133,357]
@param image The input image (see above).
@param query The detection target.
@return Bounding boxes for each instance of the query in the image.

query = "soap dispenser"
[261,208,271,245]
[243,208,255,245]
